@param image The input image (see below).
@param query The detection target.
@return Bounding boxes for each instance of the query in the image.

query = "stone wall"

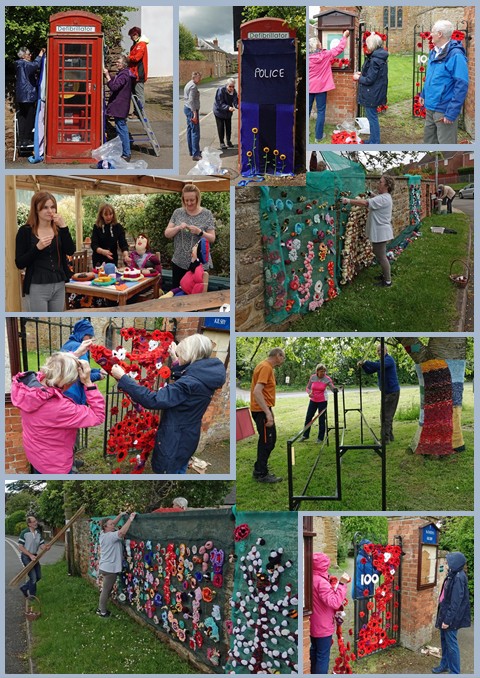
[388,517,442,651]
[360,7,466,53]
[463,6,475,138]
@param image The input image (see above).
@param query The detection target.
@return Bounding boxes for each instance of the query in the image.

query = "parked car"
[457,183,474,199]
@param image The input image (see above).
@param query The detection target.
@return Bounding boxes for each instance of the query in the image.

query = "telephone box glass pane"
[57,41,93,142]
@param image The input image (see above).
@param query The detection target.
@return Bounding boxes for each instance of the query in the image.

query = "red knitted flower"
[234,523,251,541]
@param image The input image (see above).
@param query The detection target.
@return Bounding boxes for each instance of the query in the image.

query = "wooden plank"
[87,289,231,313]
[6,176,22,312]
[9,505,86,587]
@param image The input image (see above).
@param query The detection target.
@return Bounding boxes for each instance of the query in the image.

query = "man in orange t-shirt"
[250,347,285,483]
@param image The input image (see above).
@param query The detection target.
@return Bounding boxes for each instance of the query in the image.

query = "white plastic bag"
[355,117,370,135]
[91,136,148,169]
[187,146,227,176]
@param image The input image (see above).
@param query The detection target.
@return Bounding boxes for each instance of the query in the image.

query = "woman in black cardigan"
[91,203,131,269]
[15,191,75,312]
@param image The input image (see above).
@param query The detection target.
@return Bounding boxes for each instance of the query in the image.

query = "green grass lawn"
[31,560,195,674]
[288,211,471,332]
[236,383,474,512]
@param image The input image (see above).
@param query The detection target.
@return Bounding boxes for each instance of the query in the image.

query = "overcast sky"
[180,6,235,52]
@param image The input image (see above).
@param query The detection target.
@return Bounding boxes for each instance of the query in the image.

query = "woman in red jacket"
[128,26,149,109]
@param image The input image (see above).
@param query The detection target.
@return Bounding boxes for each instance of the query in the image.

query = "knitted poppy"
[234,524,250,541]
[159,366,171,379]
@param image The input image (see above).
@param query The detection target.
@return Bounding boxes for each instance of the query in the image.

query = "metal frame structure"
[352,531,403,657]
[287,337,387,511]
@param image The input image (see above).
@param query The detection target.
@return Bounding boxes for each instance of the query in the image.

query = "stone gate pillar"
[388,517,442,650]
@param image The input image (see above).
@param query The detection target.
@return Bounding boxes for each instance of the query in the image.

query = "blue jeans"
[310,635,332,674]
[309,92,327,141]
[20,553,41,597]
[184,106,200,157]
[114,117,130,158]
[440,628,461,674]
[303,401,327,440]
[365,107,381,144]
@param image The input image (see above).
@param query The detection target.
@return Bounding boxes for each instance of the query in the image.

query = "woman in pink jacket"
[310,552,350,674]
[309,30,349,142]
[11,353,105,474]
[301,364,338,442]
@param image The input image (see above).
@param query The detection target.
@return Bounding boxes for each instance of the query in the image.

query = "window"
[385,6,402,29]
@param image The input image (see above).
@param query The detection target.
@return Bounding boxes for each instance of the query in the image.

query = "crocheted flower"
[234,524,250,541]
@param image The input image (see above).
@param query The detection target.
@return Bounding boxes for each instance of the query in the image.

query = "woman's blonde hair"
[316,363,326,373]
[181,184,201,207]
[382,174,395,194]
[95,203,118,228]
[40,352,80,388]
[176,334,213,365]
[365,33,384,52]
[27,191,58,237]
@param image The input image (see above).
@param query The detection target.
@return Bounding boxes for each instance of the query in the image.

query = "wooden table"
[65,276,160,307]
[88,289,230,313]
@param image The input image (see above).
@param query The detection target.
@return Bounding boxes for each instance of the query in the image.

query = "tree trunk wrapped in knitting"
[397,338,466,455]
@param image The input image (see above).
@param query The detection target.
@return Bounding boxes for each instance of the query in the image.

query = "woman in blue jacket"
[433,552,471,674]
[213,78,238,150]
[353,34,388,144]
[14,46,44,147]
[110,334,226,474]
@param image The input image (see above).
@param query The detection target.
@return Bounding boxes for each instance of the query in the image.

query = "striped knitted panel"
[415,359,454,455]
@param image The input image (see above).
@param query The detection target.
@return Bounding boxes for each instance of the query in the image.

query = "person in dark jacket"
[103,55,136,161]
[213,78,238,150]
[15,191,75,312]
[14,46,45,147]
[110,334,226,474]
[419,20,468,144]
[358,343,400,443]
[433,552,471,674]
[353,34,388,144]
[91,203,131,269]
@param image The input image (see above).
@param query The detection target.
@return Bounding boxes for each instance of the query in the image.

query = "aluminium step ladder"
[130,94,161,157]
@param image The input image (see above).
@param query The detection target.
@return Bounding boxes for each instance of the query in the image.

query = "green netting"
[260,166,365,324]
[225,511,298,674]
[89,509,234,672]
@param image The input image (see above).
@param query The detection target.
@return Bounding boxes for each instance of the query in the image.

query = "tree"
[242,6,306,172]
[38,481,67,528]
[179,23,203,61]
[63,480,233,516]
[340,151,426,174]
[396,338,467,455]
[5,489,40,516]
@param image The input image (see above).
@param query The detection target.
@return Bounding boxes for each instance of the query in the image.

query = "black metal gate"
[352,532,403,657]
[412,21,470,128]
[356,25,389,118]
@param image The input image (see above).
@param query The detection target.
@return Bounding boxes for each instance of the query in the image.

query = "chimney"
[213,38,218,46]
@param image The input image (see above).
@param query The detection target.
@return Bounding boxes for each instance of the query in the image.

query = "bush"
[458,166,474,176]
[439,516,474,610]
[14,521,26,536]
[17,203,30,227]
[6,509,27,535]
[236,398,250,408]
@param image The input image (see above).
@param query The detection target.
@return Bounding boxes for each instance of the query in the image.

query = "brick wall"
[388,518,441,651]
[365,176,432,236]
[5,401,29,474]
[180,59,217,87]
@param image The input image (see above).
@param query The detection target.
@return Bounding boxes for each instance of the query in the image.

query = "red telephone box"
[46,11,103,163]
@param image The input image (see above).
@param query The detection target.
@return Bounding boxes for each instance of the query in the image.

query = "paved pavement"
[179,75,240,179]
[5,536,65,674]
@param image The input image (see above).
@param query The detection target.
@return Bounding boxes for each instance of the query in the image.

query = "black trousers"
[17,102,36,144]
[382,391,400,441]
[251,409,276,476]
[215,116,232,145]
[171,262,187,288]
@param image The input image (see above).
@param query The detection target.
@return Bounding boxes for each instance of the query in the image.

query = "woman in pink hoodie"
[11,353,105,474]
[309,30,349,142]
[310,552,349,674]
